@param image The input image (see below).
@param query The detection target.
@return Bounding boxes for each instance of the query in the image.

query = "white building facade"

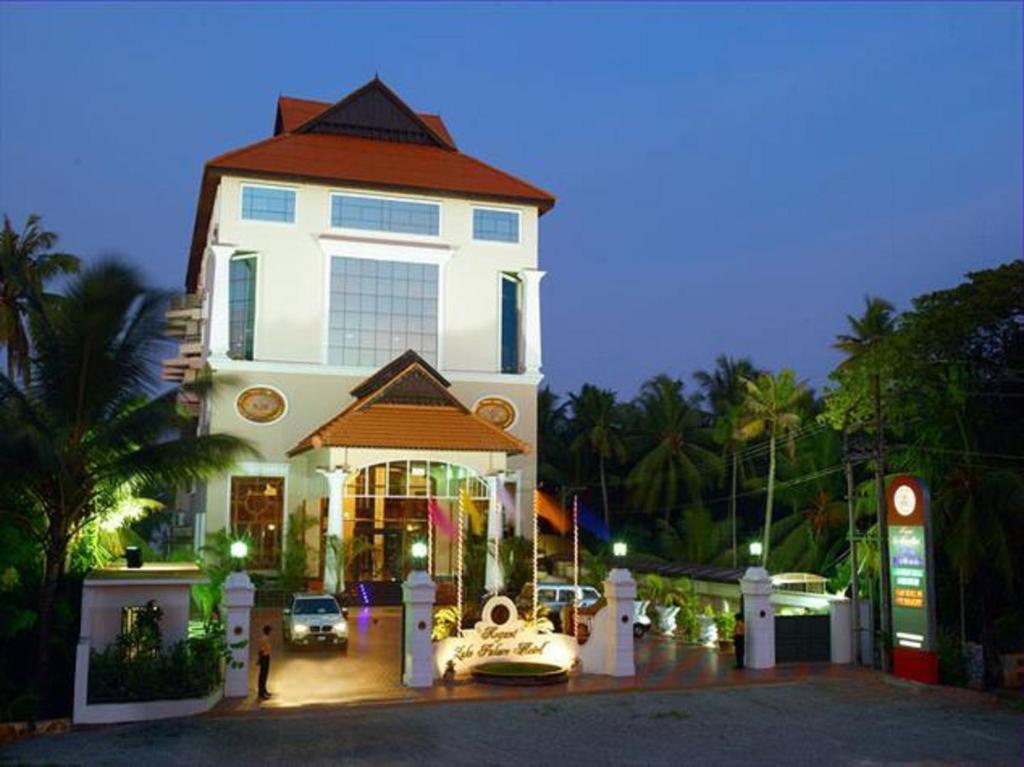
[165,78,555,599]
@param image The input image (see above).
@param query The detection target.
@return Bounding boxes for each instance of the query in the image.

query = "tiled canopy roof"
[187,77,555,290]
[288,350,529,457]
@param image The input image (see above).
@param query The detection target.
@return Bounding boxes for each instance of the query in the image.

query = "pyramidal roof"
[187,77,555,290]
[288,350,529,457]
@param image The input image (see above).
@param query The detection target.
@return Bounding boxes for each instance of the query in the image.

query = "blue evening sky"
[1,2,1020,398]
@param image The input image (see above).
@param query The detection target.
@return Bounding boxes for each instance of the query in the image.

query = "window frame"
[328,191,443,240]
[227,254,259,361]
[472,206,521,245]
[239,183,297,225]
[498,272,521,374]
[324,254,443,369]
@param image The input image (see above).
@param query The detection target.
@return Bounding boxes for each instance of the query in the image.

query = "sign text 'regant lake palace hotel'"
[164,78,555,600]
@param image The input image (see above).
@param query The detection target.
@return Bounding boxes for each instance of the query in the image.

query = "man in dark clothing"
[257,624,273,700]
[733,613,746,669]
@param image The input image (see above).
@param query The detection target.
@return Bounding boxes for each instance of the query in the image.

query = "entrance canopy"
[288,350,529,457]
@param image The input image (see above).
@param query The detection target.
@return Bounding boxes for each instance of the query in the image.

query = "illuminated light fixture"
[230,541,248,560]
[612,541,628,558]
[267,524,276,532]
[411,541,428,562]
[749,541,763,558]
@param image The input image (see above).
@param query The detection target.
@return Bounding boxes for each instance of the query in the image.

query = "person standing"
[257,624,273,700]
[733,613,746,670]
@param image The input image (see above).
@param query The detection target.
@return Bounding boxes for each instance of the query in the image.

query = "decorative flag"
[535,490,571,534]
[497,482,517,524]
[460,485,486,536]
[577,501,611,541]
[427,498,456,538]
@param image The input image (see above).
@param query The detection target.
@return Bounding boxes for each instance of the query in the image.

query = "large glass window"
[230,476,284,570]
[228,257,256,360]
[473,208,519,243]
[327,257,438,367]
[501,274,520,373]
[331,194,439,236]
[241,185,295,223]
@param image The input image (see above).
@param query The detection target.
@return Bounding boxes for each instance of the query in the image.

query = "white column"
[317,467,348,595]
[222,571,256,698]
[402,570,437,687]
[603,568,637,676]
[484,474,504,595]
[519,268,546,374]
[72,584,96,723]
[741,567,775,669]
[207,244,236,361]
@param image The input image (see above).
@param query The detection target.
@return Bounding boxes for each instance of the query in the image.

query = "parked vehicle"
[283,593,348,649]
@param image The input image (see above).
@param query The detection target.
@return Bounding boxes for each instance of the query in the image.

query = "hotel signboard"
[886,475,938,683]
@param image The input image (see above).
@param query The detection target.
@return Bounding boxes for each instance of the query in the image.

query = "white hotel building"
[164,78,555,601]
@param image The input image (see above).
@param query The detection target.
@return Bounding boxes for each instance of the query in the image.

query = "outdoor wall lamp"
[612,541,628,558]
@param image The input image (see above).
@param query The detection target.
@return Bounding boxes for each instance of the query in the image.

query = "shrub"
[88,631,225,704]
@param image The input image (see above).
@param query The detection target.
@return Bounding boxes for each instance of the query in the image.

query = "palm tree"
[738,370,806,566]
[537,386,569,487]
[0,260,252,694]
[569,384,627,531]
[0,214,79,384]
[626,375,721,522]
[694,355,759,416]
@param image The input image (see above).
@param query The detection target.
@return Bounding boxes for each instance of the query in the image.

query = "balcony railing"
[162,293,204,387]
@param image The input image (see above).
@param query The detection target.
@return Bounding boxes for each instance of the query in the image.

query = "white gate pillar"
[318,467,348,595]
[741,566,775,669]
[222,570,256,698]
[830,599,853,664]
[484,474,504,595]
[604,568,636,676]
[402,570,437,687]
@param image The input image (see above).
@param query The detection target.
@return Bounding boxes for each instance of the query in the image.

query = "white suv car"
[283,593,348,649]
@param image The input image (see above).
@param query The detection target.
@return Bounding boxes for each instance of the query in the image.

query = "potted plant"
[697,603,718,646]
[715,609,736,652]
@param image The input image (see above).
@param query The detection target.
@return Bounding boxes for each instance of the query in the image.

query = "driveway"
[4,676,1021,765]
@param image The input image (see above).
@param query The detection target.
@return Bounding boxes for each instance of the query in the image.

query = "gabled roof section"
[292,78,455,150]
[186,78,555,291]
[288,349,529,457]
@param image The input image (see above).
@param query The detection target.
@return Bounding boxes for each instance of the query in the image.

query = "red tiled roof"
[288,351,528,456]
[187,80,555,290]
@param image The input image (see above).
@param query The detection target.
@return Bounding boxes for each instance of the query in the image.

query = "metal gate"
[775,614,830,662]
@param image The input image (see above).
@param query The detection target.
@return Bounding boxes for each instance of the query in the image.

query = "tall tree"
[833,295,896,670]
[0,214,79,384]
[738,370,806,566]
[537,386,569,488]
[627,375,720,522]
[568,384,627,531]
[0,261,252,694]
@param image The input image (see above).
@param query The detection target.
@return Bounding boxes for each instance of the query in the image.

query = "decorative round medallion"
[473,396,517,430]
[236,386,286,424]
[894,484,917,517]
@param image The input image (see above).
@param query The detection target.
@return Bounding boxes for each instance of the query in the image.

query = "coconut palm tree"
[569,384,627,531]
[738,370,806,566]
[0,260,252,693]
[0,214,79,384]
[627,375,720,522]
[537,386,569,487]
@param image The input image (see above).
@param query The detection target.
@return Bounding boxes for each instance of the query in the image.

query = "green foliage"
[117,600,163,658]
[714,608,736,639]
[88,634,225,704]
[281,508,316,595]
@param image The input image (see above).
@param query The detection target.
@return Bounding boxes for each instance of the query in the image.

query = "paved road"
[4,677,1021,765]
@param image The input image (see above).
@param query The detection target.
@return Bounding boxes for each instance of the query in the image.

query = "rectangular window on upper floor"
[473,208,520,243]
[331,193,440,236]
[327,257,439,368]
[228,256,256,360]
[241,184,296,223]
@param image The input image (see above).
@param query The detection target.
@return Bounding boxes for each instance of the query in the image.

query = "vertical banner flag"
[460,486,486,536]
[576,500,611,541]
[497,482,517,526]
[535,490,571,534]
[427,498,457,538]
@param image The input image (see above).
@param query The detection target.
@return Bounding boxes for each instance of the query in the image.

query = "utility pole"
[873,372,891,673]
[844,430,860,666]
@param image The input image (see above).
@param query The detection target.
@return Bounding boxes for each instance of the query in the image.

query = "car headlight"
[293,623,309,636]
[332,622,347,636]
